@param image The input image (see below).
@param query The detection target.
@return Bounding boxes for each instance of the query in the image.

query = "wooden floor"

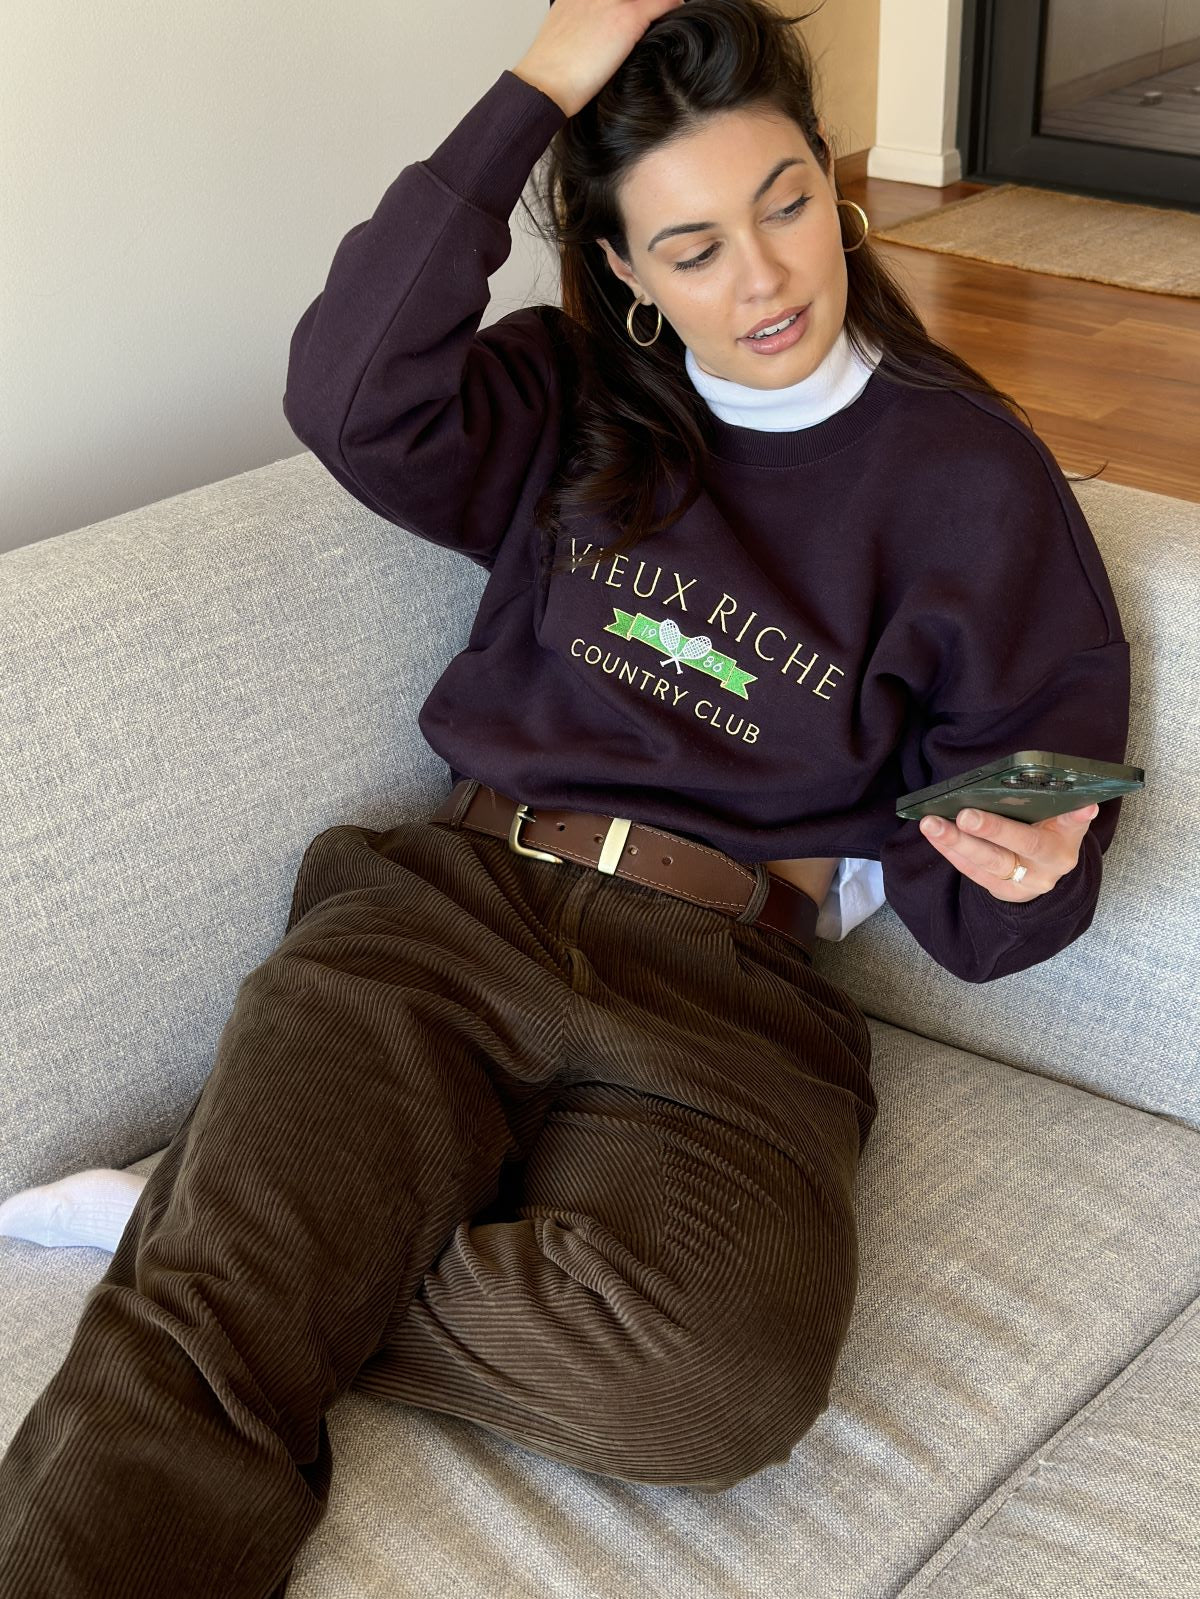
[838,169,1200,503]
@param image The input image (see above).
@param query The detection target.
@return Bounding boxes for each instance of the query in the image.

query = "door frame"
[955,0,1200,208]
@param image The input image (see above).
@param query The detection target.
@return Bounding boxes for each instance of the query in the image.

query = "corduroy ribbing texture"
[0,803,877,1597]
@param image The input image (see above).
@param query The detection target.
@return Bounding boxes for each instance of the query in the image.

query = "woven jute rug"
[871,182,1200,297]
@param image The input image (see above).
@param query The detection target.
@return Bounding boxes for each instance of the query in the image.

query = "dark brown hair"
[518,0,1105,575]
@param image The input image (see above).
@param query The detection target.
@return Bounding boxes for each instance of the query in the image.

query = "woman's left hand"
[918,802,1100,904]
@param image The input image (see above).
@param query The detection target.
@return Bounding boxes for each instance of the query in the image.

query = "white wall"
[870,0,963,187]
[0,0,562,556]
[790,0,880,162]
[2,0,889,558]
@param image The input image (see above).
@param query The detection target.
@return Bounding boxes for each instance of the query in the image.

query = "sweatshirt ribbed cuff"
[423,69,568,223]
[964,844,1095,924]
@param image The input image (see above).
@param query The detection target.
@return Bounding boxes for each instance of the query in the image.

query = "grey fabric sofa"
[2,448,1197,1598]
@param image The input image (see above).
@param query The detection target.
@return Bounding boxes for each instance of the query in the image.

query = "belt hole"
[662,854,672,865]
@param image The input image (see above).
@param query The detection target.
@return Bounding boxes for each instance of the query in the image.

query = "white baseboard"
[866,144,966,188]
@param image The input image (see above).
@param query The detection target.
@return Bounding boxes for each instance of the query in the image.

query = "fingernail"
[922,817,944,836]
[959,809,981,828]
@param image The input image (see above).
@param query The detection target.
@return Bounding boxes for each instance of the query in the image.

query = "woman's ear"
[596,237,641,298]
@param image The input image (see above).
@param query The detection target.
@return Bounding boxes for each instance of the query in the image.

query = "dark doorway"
[958,0,1200,209]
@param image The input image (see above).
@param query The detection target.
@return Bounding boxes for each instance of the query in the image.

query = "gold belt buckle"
[508,803,633,873]
[508,803,564,864]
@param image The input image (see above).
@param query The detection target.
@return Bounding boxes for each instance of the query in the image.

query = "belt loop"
[734,861,772,924]
[445,778,481,828]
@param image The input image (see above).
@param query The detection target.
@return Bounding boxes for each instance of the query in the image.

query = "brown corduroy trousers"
[0,798,878,1598]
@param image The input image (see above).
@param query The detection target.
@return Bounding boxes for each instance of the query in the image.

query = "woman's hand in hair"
[513,0,687,119]
[918,802,1101,905]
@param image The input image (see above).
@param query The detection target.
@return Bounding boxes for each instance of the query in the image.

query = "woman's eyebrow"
[646,157,808,252]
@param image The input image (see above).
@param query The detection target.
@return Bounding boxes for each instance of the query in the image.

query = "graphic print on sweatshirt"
[544,532,852,758]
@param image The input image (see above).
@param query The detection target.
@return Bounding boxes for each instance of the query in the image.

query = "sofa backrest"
[1,454,1196,1201]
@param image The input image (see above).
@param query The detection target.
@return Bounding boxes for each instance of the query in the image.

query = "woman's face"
[596,106,846,388]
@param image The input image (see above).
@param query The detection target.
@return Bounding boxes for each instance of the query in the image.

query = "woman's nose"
[739,254,788,299]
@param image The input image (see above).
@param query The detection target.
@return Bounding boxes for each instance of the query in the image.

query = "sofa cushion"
[898,1294,1200,1598]
[3,1021,1197,1597]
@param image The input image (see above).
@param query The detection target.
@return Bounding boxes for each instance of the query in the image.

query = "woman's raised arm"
[282,2,684,571]
[281,70,569,570]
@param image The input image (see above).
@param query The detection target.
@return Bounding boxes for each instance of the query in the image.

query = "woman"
[0,2,1129,1594]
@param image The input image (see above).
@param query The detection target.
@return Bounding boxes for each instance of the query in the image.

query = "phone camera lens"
[1003,766,1067,790]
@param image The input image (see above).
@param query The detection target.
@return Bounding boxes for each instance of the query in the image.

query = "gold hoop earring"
[836,198,869,253]
[626,296,662,347]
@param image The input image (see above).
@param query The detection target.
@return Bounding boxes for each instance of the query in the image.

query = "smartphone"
[896,751,1145,825]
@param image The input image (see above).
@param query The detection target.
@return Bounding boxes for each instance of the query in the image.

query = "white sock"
[0,1168,148,1251]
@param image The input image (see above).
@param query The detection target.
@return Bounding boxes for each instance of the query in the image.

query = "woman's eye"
[672,196,811,272]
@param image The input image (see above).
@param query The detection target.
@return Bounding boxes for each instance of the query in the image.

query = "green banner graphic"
[604,609,756,699]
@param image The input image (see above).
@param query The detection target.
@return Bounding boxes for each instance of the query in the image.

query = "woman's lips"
[738,305,810,354]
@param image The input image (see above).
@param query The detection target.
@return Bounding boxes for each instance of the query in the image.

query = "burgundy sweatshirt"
[282,69,1131,983]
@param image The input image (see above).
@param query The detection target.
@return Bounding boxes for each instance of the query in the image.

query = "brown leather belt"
[428,778,818,957]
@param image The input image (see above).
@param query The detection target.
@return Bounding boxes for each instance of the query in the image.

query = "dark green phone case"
[896,751,1145,824]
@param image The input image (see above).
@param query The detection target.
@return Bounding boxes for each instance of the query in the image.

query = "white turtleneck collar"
[684,323,883,431]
